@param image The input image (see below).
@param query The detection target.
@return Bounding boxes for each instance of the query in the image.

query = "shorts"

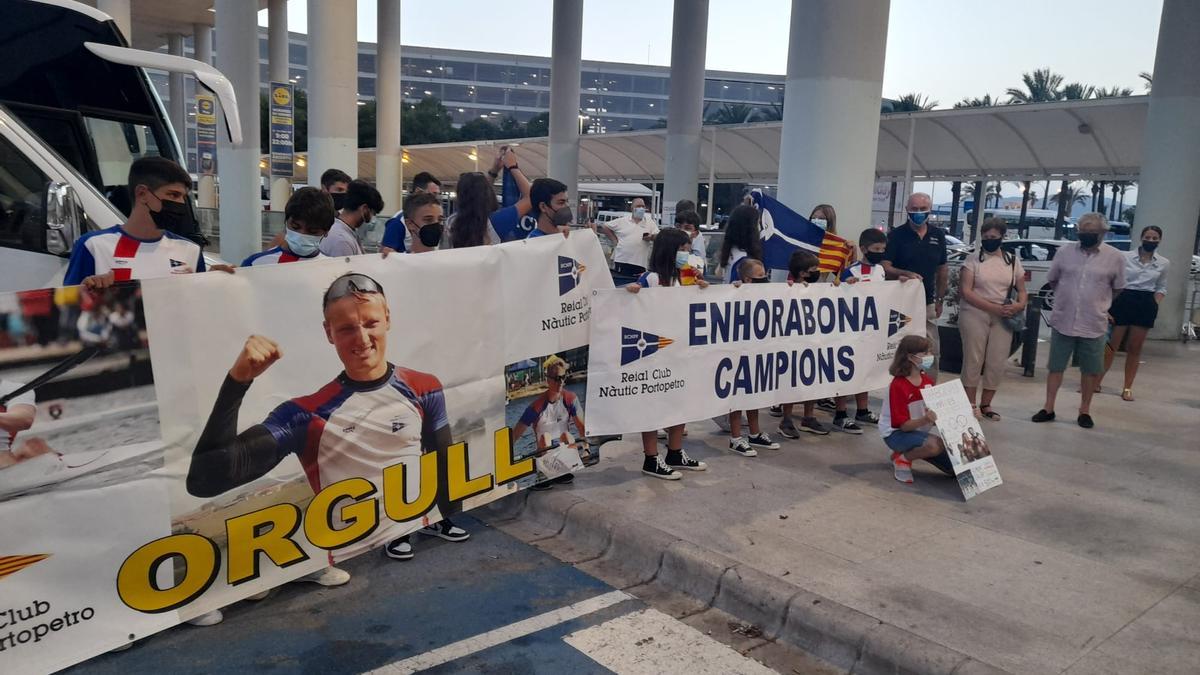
[1109,290,1159,329]
[885,429,929,454]
[1047,329,1106,375]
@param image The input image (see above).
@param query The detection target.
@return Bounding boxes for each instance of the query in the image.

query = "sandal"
[979,405,1001,421]
[1121,388,1134,402]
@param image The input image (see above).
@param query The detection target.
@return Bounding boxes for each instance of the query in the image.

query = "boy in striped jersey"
[242,188,334,266]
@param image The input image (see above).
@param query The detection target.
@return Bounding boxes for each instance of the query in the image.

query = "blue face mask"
[675,251,691,268]
[908,211,929,226]
[914,354,935,371]
[634,207,646,219]
[285,229,323,257]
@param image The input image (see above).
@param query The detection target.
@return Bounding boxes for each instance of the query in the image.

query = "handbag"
[1000,253,1026,333]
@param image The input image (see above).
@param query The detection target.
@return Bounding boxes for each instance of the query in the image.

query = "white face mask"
[633,207,646,219]
[811,218,827,231]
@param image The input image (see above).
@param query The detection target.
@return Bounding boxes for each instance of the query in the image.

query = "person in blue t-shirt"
[380,172,442,254]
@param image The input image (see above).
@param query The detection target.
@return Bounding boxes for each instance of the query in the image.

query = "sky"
[258,0,1162,107]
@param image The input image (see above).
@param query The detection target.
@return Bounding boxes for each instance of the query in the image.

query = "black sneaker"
[1077,413,1095,429]
[778,418,800,439]
[768,405,784,418]
[666,449,707,471]
[832,416,864,435]
[423,520,470,542]
[747,432,781,450]
[384,536,414,560]
[642,455,682,480]
[800,417,831,435]
[728,437,759,457]
[855,410,879,425]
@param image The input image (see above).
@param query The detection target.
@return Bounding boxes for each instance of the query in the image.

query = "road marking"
[366,590,632,674]
[563,608,778,674]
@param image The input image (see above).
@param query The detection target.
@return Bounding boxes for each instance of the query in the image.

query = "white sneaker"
[186,609,224,627]
[728,437,758,457]
[301,566,351,586]
[747,432,781,450]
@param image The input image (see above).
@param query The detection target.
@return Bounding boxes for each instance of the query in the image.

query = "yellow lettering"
[447,441,492,501]
[225,504,308,585]
[382,453,438,522]
[304,477,379,550]
[494,427,535,485]
[117,534,219,613]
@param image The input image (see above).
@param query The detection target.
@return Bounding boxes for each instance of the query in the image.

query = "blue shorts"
[885,429,928,454]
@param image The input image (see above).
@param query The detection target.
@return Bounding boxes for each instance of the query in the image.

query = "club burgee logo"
[621,327,674,365]
[888,310,911,337]
[558,256,586,295]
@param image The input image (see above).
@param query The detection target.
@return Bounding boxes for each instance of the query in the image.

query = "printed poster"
[921,379,1003,499]
[269,82,294,178]
[195,94,217,176]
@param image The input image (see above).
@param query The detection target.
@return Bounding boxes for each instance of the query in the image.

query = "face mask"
[147,196,193,234]
[865,251,886,265]
[1078,232,1100,249]
[810,218,827,231]
[981,238,1002,253]
[908,211,929,226]
[331,192,348,211]
[804,271,821,283]
[913,354,934,371]
[675,251,691,268]
[633,207,646,219]
[750,276,770,284]
[417,222,443,247]
[1141,241,1159,253]
[285,229,323,257]
[548,206,573,227]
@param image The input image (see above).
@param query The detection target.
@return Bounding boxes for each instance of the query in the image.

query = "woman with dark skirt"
[1099,226,1169,401]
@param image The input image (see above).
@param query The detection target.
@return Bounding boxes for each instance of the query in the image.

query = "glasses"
[323,273,385,309]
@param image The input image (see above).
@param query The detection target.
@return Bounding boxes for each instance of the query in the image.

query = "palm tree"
[1094,86,1134,98]
[704,103,758,125]
[1061,82,1095,100]
[889,93,938,112]
[1139,71,1153,91]
[954,94,997,108]
[1007,68,1065,103]
[1109,180,1134,220]
[1051,182,1090,239]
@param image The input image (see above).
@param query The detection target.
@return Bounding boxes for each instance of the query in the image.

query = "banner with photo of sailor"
[585,280,927,435]
[919,379,1003,500]
[0,232,612,672]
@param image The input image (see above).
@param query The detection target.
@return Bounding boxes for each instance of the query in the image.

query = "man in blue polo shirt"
[882,192,947,380]
[527,178,574,239]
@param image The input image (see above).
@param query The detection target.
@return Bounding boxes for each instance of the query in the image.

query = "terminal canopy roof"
[281,97,1149,185]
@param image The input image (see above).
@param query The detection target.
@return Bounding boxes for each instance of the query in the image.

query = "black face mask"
[981,238,1002,253]
[417,222,443,247]
[1078,232,1101,249]
[546,205,573,227]
[804,271,821,283]
[149,198,194,234]
[865,251,886,265]
[331,192,348,211]
[1141,241,1159,253]
[750,276,770,283]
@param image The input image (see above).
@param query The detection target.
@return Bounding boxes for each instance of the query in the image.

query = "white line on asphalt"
[563,608,778,674]
[365,590,633,674]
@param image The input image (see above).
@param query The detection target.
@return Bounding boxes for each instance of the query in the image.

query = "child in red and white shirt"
[880,334,953,483]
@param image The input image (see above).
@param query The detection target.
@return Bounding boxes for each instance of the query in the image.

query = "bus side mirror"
[44,181,84,255]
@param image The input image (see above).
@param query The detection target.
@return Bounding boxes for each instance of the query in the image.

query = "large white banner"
[0,232,612,673]
[585,280,927,434]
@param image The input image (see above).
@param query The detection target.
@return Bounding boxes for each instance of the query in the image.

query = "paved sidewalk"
[492,340,1200,674]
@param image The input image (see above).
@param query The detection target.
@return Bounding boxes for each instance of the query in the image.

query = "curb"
[476,490,1010,675]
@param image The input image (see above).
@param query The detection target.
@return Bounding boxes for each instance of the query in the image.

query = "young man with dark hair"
[381,172,443,253]
[64,157,229,289]
[320,179,384,258]
[398,192,445,253]
[320,168,353,211]
[243,188,335,266]
[528,178,572,238]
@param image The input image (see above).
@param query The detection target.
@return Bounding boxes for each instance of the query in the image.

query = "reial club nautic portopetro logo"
[558,256,586,296]
[888,310,911,337]
[621,327,674,365]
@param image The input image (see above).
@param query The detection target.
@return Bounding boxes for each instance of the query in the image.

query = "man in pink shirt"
[1033,213,1125,429]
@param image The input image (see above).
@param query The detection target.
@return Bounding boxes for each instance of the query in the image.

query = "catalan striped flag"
[750,191,854,275]
[0,554,50,581]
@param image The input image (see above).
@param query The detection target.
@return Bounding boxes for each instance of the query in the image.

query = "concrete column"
[214,0,262,263]
[548,0,583,200]
[1139,0,1200,339]
[97,0,131,43]
[268,0,291,212]
[307,0,358,186]
[376,0,403,212]
[193,24,215,209]
[167,34,187,162]
[776,0,890,248]
[663,0,708,208]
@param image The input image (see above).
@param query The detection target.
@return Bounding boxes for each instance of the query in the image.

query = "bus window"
[0,134,51,253]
